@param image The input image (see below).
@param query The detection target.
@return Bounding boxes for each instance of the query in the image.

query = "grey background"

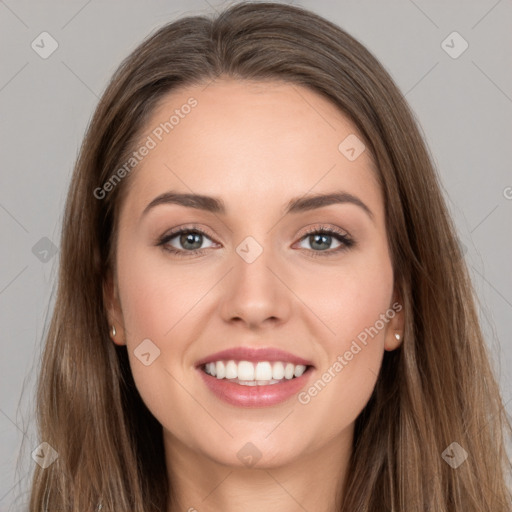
[1,0,511,509]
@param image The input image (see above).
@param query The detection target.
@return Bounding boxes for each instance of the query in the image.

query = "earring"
[394,333,401,341]
[111,325,116,337]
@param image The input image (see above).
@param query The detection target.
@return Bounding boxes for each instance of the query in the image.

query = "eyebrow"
[141,190,374,220]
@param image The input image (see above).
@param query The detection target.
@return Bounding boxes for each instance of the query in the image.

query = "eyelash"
[156,224,355,258]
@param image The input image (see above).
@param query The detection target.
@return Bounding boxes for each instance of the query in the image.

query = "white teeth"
[207,362,216,377]
[238,378,281,386]
[215,361,226,379]
[255,362,272,380]
[272,361,285,380]
[225,360,237,379]
[203,359,310,384]
[284,363,295,380]
[237,361,255,380]
[294,364,306,377]
[238,379,258,386]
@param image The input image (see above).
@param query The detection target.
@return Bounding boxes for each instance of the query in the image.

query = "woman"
[27,2,512,511]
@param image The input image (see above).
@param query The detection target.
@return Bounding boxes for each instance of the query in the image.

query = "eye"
[295,225,354,257]
[156,225,218,257]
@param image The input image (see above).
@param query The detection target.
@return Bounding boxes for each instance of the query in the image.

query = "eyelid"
[297,223,352,239]
[157,223,219,243]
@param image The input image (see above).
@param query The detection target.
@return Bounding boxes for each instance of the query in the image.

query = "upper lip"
[195,346,314,368]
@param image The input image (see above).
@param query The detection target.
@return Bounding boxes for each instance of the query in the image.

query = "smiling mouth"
[201,359,313,386]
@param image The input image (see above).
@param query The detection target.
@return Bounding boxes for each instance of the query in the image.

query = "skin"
[105,78,404,512]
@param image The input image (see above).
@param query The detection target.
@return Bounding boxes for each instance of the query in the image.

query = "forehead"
[121,78,381,219]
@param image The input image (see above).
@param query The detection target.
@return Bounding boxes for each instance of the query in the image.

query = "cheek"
[302,253,394,349]
[115,244,207,417]
[117,244,206,341]
[294,252,393,416]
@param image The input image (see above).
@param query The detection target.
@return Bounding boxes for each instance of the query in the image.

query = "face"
[106,78,403,470]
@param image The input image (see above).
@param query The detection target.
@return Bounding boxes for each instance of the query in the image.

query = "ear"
[384,285,405,351]
[102,269,126,346]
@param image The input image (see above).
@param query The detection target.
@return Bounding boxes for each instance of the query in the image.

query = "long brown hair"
[25,2,511,510]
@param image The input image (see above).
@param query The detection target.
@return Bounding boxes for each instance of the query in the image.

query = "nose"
[219,240,292,330]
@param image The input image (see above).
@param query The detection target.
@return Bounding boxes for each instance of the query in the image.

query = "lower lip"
[197,366,314,407]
